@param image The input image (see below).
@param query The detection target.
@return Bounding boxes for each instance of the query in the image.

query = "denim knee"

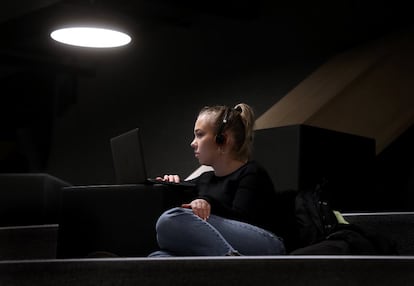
[155,207,236,256]
[155,207,189,235]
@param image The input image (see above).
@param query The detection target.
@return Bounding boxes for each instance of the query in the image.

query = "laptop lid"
[110,128,196,187]
[110,128,148,184]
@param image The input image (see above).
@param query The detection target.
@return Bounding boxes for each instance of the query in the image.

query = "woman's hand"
[182,199,211,220]
[155,174,181,183]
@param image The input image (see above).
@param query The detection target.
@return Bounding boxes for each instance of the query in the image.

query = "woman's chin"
[197,159,207,165]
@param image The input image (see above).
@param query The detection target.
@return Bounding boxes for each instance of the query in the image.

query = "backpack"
[294,180,339,247]
[292,179,398,254]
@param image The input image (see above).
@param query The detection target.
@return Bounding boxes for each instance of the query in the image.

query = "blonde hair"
[199,103,255,161]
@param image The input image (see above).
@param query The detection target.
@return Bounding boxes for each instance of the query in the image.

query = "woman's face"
[190,113,219,166]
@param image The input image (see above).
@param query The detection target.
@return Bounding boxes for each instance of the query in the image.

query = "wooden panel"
[255,29,414,154]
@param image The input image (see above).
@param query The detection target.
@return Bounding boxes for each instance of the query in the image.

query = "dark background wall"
[45,34,324,185]
[0,1,413,203]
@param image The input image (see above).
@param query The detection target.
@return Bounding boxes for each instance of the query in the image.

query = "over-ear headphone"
[215,108,229,145]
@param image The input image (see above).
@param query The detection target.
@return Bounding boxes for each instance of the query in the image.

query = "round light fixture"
[50,27,132,48]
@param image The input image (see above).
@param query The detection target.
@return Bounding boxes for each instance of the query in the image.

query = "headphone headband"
[216,106,242,145]
[215,106,243,145]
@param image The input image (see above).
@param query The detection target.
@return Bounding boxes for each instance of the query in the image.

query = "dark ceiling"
[1,0,413,70]
[0,0,413,101]
[1,0,413,113]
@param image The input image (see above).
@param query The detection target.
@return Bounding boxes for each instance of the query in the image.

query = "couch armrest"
[0,173,71,226]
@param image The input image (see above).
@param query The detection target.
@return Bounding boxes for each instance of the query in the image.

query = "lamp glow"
[50,27,131,48]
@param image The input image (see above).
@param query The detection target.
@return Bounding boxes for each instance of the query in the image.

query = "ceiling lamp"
[50,26,132,48]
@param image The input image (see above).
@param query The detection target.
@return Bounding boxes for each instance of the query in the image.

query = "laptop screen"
[110,128,148,184]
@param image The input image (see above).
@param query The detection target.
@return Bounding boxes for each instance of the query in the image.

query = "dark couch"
[56,183,414,258]
[0,173,412,258]
[1,179,414,286]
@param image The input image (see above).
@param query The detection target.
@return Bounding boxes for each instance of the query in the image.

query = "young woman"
[150,103,285,256]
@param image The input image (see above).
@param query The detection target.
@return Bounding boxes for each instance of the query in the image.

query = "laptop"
[110,128,195,187]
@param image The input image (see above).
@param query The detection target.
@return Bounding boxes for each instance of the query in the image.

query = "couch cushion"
[343,212,414,255]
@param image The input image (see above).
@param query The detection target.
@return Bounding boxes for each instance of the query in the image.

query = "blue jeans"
[149,207,285,256]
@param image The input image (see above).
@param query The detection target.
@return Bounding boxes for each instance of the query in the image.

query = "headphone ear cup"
[215,134,225,145]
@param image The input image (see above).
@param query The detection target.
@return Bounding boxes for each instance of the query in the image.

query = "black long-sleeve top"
[191,161,279,235]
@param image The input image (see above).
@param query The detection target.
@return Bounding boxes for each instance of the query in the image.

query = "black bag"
[294,180,338,247]
[293,180,398,255]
